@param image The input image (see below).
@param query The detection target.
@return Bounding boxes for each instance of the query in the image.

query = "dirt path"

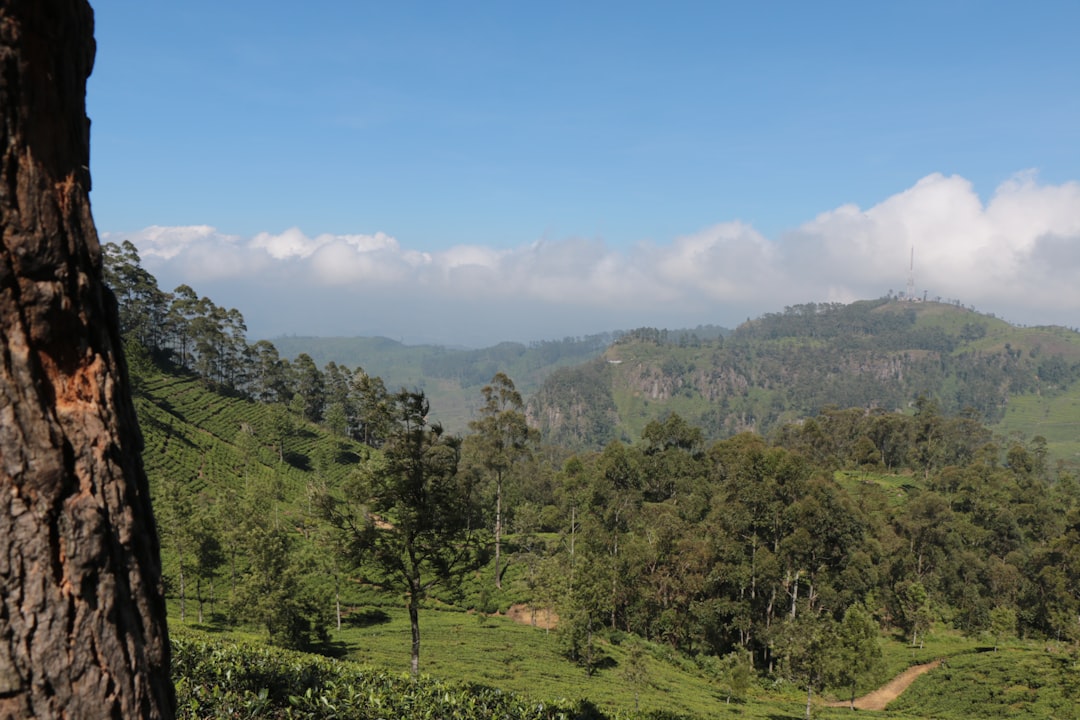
[504,603,558,630]
[827,659,941,711]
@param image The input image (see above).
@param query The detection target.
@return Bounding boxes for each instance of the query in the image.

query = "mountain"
[527,299,1080,462]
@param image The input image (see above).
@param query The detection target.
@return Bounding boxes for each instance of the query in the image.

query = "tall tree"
[234,501,331,650]
[318,390,478,677]
[0,1,174,716]
[102,240,172,354]
[251,339,290,404]
[322,361,352,437]
[351,369,392,447]
[468,372,535,589]
[167,284,199,370]
[776,613,837,720]
[292,352,326,423]
[833,604,884,709]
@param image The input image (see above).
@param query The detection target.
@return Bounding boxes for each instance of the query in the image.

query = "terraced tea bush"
[173,632,609,720]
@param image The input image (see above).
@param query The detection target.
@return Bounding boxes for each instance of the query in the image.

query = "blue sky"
[88,1,1080,346]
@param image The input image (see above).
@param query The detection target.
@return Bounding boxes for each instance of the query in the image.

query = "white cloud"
[104,224,225,260]
[250,226,323,259]
[784,172,1080,319]
[654,221,779,300]
[104,172,1080,344]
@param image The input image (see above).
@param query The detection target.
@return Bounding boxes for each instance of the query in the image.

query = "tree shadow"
[184,621,227,634]
[283,451,311,470]
[310,638,353,659]
[336,448,361,464]
[593,655,618,671]
[344,608,392,628]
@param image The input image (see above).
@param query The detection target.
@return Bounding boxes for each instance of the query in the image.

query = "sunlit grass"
[834,469,920,510]
[994,392,1080,464]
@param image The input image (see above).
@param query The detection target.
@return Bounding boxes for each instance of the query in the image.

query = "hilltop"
[527,299,1080,460]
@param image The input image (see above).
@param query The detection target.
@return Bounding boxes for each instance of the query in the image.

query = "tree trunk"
[790,569,800,619]
[177,540,187,623]
[196,576,204,624]
[335,570,342,631]
[228,548,237,623]
[569,504,576,593]
[408,587,421,679]
[0,2,174,717]
[586,615,594,675]
[494,474,502,589]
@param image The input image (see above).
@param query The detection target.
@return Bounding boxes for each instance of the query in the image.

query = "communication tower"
[906,246,916,301]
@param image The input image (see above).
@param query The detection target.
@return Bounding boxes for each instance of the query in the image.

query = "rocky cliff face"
[0,1,174,717]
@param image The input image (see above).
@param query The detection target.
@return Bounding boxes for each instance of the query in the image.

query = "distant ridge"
[526,299,1080,462]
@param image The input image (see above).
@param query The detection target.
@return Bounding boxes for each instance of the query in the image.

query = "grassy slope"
[138,365,1079,719]
[171,573,1072,719]
[880,303,1080,462]
[889,643,1080,719]
[137,371,364,490]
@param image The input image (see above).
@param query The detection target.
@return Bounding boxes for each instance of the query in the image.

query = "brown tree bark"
[0,1,174,718]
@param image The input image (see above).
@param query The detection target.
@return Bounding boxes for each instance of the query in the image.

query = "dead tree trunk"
[0,1,175,718]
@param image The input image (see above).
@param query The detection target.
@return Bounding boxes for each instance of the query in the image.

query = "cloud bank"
[105,172,1080,347]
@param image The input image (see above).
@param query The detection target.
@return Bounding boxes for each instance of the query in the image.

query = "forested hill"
[528,299,1080,460]
[267,334,613,431]
[104,243,1080,718]
[101,237,1079,460]
[269,326,729,433]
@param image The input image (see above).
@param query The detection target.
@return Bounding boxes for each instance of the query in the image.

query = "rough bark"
[0,1,174,718]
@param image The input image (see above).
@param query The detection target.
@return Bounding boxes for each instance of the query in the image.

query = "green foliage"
[234,518,333,650]
[773,613,836,717]
[889,647,1080,719]
[115,253,1080,718]
[270,333,615,434]
[172,632,597,719]
[317,389,481,677]
[988,606,1017,651]
[103,240,174,356]
[531,300,1080,463]
[465,372,538,590]
[529,360,619,449]
[705,650,753,705]
[833,604,886,706]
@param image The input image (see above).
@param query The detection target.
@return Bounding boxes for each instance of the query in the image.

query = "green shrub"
[172,632,611,719]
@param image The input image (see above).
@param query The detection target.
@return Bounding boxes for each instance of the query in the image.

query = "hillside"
[527,299,1080,460]
[131,354,1080,720]
[267,334,618,433]
[110,244,1080,717]
[136,368,364,492]
[268,327,730,435]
